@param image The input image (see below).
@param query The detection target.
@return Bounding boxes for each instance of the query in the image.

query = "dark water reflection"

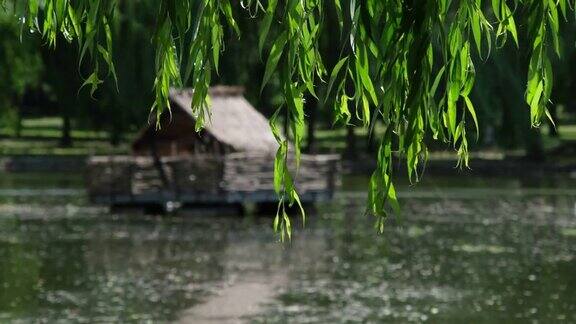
[0,172,575,322]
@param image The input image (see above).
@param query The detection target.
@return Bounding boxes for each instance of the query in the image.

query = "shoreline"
[1,153,576,178]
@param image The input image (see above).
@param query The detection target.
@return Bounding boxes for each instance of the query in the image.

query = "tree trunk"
[526,128,545,162]
[15,101,23,138]
[344,126,356,157]
[110,123,122,147]
[59,113,72,148]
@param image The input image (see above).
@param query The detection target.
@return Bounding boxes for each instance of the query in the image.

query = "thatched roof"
[154,86,279,153]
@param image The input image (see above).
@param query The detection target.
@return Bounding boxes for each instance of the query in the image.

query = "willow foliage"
[1,0,573,237]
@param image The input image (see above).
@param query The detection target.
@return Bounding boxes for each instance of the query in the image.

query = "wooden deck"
[86,153,340,207]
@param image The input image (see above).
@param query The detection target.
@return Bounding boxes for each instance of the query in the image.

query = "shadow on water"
[0,172,575,322]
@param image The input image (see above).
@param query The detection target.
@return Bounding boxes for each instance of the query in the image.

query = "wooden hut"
[86,86,340,210]
[132,86,279,156]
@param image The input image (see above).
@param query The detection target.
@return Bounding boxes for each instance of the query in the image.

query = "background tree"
[0,7,42,136]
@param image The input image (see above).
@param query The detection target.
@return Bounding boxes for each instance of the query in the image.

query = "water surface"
[0,172,575,322]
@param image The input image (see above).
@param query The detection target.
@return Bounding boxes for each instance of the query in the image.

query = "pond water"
[0,172,575,323]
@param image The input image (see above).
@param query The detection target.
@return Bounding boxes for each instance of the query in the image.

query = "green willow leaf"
[326,57,348,102]
[261,31,287,92]
[463,96,479,139]
[258,0,278,55]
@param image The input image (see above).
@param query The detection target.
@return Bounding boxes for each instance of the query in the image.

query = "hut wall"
[86,153,340,204]
[132,108,233,157]
[222,153,340,193]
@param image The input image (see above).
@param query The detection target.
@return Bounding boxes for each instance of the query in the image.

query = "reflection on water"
[0,173,575,322]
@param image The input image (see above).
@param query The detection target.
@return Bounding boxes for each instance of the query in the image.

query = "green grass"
[0,117,110,140]
[305,122,576,163]
[0,117,130,156]
[3,117,576,157]
[311,125,384,152]
[558,124,576,141]
[0,138,130,155]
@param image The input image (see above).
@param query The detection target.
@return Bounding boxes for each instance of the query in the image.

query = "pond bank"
[0,155,86,172]
[344,155,576,177]
[3,153,576,177]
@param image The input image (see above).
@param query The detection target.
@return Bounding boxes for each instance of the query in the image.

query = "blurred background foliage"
[0,1,575,160]
[0,7,42,135]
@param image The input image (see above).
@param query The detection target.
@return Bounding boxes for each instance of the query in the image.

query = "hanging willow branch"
[1,0,573,238]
